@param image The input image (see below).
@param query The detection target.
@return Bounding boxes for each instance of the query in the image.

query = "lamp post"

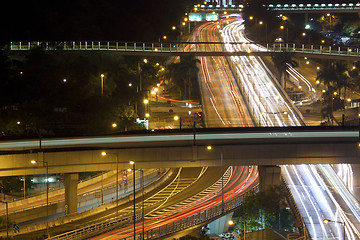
[323,218,345,240]
[100,74,105,96]
[206,146,224,213]
[130,161,136,240]
[101,152,119,218]
[31,157,49,238]
[259,21,267,42]
[140,169,145,240]
[174,115,181,129]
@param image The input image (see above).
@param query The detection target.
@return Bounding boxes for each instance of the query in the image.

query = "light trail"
[217,16,360,239]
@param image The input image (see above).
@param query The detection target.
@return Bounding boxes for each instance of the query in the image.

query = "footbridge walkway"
[9,41,360,60]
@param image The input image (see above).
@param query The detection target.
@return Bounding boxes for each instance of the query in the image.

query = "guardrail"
[281,177,310,240]
[8,41,360,58]
[49,185,259,240]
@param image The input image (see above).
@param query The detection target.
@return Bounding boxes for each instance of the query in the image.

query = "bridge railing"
[48,185,259,240]
[9,41,360,57]
[281,177,310,240]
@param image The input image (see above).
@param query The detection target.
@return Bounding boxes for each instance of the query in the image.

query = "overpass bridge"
[9,41,360,60]
[196,2,360,13]
[0,127,358,176]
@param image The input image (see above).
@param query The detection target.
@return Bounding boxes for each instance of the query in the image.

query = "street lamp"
[100,74,105,96]
[323,218,345,240]
[31,158,49,238]
[259,21,267,42]
[129,161,136,240]
[101,152,119,218]
[174,115,181,129]
[144,99,150,118]
[206,146,224,213]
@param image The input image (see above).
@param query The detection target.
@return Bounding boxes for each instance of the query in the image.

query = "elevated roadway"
[0,127,358,176]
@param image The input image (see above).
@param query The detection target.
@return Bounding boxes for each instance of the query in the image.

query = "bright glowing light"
[31,160,36,164]
[144,99,149,104]
[101,152,107,156]
[129,161,135,165]
[129,83,132,87]
[63,78,67,82]
[207,146,212,150]
[112,123,117,128]
[145,113,150,118]
[143,59,148,64]
[17,121,21,125]
[174,116,179,121]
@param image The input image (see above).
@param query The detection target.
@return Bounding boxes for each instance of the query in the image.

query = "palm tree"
[169,55,200,100]
[271,51,298,89]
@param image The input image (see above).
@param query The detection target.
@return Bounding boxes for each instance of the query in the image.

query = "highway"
[189,21,253,127]
[215,16,360,239]
[2,15,359,240]
[89,166,258,239]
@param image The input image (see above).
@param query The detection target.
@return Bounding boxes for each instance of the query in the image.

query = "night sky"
[1,0,197,43]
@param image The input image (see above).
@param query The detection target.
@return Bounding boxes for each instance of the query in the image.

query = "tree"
[233,187,294,234]
[168,55,200,100]
[271,51,298,89]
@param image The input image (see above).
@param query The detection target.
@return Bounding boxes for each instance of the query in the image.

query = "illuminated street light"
[143,99,149,104]
[100,74,105,96]
[31,158,49,237]
[129,83,132,87]
[280,25,284,29]
[249,16,253,20]
[112,123,117,128]
[172,26,176,30]
[207,146,212,150]
[102,152,119,217]
[163,36,167,40]
[143,59,148,64]
[145,113,150,118]
[63,78,67,83]
[229,220,234,225]
[302,32,306,36]
[129,161,136,240]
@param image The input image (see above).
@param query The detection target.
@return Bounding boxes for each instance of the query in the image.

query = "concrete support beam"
[259,165,281,192]
[64,173,78,215]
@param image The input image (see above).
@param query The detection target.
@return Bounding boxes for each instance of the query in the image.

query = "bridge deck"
[9,41,360,59]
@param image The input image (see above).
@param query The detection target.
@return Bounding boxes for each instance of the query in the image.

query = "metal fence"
[48,184,258,240]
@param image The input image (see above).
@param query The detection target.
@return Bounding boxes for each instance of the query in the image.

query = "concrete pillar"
[207,212,234,235]
[258,165,281,192]
[64,173,78,215]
